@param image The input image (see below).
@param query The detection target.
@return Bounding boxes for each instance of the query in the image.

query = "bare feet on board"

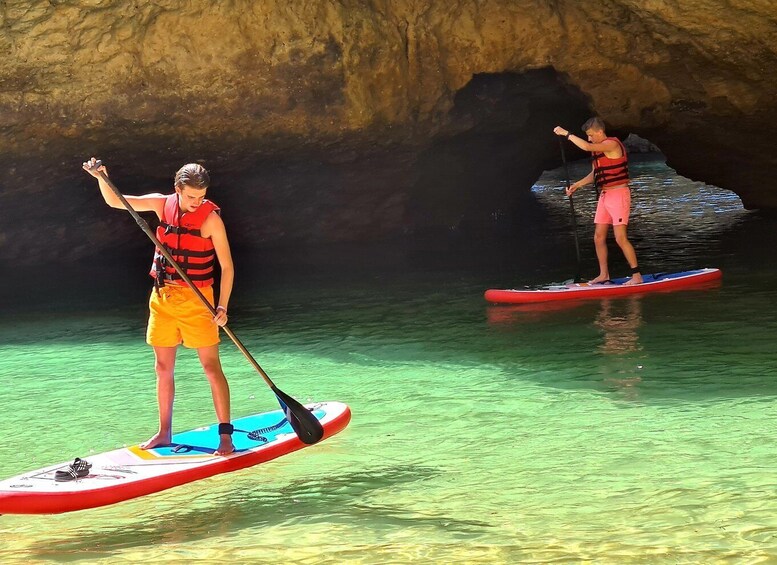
[214,436,235,456]
[139,432,172,450]
[623,273,643,286]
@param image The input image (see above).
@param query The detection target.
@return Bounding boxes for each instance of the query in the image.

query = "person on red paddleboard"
[83,158,236,456]
[553,117,643,285]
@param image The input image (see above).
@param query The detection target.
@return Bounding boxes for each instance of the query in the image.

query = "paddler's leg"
[197,344,234,456]
[590,223,611,283]
[140,346,177,449]
[614,224,642,285]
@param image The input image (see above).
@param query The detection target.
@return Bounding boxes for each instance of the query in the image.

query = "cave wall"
[1,0,775,265]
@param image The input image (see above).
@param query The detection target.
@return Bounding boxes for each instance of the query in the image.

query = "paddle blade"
[273,388,325,445]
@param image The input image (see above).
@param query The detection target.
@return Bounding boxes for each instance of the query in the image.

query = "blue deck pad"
[151,407,327,457]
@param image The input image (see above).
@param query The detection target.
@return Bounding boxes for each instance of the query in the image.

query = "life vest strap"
[160,222,202,237]
[159,270,215,282]
[156,247,215,259]
[154,255,215,274]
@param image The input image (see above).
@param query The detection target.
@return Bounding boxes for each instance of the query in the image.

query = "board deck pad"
[0,401,351,515]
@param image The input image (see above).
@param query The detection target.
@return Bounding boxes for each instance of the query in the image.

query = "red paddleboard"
[0,401,350,515]
[484,268,721,304]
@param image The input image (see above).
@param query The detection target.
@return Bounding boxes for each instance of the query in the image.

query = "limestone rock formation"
[1,0,775,265]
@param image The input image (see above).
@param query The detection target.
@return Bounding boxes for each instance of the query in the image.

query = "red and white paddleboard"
[0,401,350,515]
[484,268,722,304]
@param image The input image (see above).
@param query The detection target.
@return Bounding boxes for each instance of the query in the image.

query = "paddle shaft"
[558,138,582,275]
[96,169,278,389]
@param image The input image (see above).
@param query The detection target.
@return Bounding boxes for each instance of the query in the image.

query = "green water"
[3,161,777,563]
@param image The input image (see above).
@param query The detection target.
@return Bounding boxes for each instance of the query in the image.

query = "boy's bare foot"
[139,432,172,450]
[214,436,235,456]
[623,273,643,286]
[589,274,610,284]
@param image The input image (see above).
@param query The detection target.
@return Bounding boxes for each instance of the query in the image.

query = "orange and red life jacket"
[149,194,220,288]
[592,137,630,190]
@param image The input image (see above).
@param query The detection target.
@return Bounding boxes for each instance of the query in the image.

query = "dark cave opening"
[406,67,594,239]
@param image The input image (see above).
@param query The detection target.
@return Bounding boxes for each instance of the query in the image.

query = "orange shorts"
[146,284,220,349]
[594,187,631,226]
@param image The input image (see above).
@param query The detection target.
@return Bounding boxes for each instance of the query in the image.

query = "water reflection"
[485,295,647,398]
[594,297,643,355]
[486,296,643,352]
[593,297,645,399]
[484,299,587,324]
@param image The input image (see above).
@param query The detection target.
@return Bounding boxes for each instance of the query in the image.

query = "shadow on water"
[21,465,492,560]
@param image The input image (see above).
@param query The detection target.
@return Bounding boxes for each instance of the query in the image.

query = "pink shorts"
[594,187,631,226]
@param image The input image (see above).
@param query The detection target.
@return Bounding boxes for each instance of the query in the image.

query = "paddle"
[558,138,583,283]
[93,163,324,445]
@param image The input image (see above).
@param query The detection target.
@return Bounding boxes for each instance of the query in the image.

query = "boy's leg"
[140,346,178,449]
[613,225,642,284]
[591,223,611,283]
[197,344,234,456]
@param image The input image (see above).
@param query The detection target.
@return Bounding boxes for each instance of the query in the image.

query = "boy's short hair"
[581,117,606,132]
[175,163,210,190]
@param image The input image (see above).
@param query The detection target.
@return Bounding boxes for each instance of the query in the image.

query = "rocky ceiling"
[1,0,775,265]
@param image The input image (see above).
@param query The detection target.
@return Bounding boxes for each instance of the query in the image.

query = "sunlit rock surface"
[1,0,775,264]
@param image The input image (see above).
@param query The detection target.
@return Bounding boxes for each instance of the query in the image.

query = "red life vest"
[149,194,220,288]
[592,137,629,190]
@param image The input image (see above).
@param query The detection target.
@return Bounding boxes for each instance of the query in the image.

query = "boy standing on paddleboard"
[83,158,235,456]
[553,117,643,285]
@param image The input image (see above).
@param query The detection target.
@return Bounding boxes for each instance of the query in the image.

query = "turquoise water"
[3,160,777,563]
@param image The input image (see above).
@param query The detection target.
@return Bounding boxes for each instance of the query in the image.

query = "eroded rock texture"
[1,0,775,265]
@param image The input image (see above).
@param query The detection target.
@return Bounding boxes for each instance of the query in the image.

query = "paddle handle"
[95,168,276,389]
